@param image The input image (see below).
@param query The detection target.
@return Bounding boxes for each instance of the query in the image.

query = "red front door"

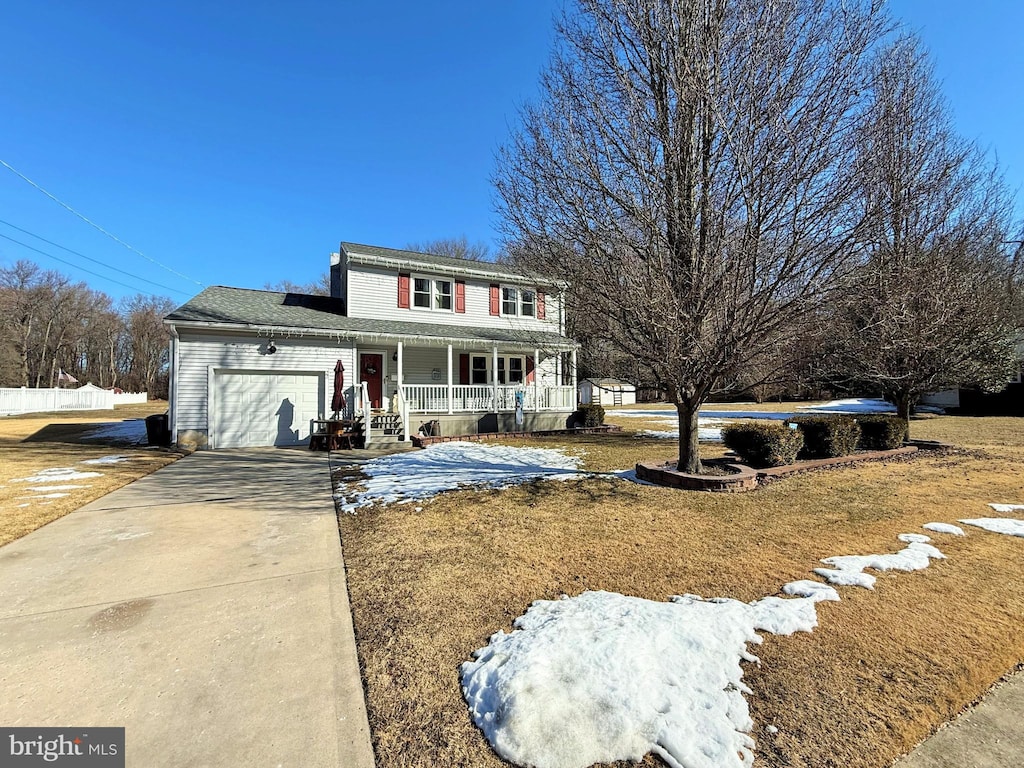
[360,353,384,409]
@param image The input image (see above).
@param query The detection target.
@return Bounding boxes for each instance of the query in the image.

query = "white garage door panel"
[214,371,323,449]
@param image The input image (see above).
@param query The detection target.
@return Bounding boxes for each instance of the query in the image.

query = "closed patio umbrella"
[331,360,346,418]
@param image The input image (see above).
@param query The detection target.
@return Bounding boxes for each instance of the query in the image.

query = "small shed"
[578,378,636,407]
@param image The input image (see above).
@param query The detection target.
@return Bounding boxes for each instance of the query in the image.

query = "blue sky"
[1,0,1021,304]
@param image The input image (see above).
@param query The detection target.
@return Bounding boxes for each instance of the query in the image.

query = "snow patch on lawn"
[960,518,1024,538]
[897,533,931,544]
[813,539,945,590]
[21,493,69,499]
[798,398,894,414]
[27,485,88,492]
[461,590,819,768]
[781,580,840,602]
[988,503,1024,514]
[12,468,103,484]
[336,442,583,513]
[81,455,132,465]
[923,522,965,536]
[82,420,148,444]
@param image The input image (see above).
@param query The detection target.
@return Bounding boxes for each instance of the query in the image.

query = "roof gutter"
[166,318,579,351]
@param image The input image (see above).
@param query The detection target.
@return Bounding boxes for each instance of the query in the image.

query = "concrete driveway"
[0,449,374,768]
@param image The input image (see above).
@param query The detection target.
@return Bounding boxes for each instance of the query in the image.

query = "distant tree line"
[0,260,175,397]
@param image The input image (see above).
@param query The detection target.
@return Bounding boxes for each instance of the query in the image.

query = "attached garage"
[211,370,325,449]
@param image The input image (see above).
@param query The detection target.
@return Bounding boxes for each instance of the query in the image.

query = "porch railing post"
[492,345,499,412]
[447,344,454,415]
[534,347,540,412]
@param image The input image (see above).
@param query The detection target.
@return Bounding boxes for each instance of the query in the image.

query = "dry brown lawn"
[0,401,180,546]
[337,410,1024,768]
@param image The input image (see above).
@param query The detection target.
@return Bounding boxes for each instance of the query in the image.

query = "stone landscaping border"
[636,443,944,492]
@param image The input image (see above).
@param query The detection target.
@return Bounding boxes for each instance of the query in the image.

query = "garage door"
[213,371,324,449]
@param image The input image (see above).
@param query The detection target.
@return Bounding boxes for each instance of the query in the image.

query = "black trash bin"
[145,413,170,447]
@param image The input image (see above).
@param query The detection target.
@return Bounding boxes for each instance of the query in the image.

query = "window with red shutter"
[489,284,500,316]
[537,291,546,319]
[397,273,411,308]
[455,281,466,313]
[459,353,470,384]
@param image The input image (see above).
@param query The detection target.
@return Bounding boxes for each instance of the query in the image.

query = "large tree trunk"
[676,401,703,474]
[893,390,914,436]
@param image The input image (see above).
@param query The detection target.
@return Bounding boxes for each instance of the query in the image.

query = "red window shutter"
[397,273,410,308]
[526,356,535,384]
[455,281,466,313]
[459,353,470,384]
[537,291,546,319]
[489,284,500,316]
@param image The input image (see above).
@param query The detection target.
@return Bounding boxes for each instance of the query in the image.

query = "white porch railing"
[399,385,576,413]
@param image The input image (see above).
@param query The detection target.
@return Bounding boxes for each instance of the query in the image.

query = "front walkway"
[0,449,374,768]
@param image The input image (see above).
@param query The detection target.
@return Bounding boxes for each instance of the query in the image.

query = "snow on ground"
[813,537,945,590]
[608,411,736,442]
[82,420,148,444]
[781,580,840,602]
[461,590,819,768]
[989,503,1024,514]
[81,455,132,465]
[960,518,1024,538]
[27,485,87,492]
[923,522,965,536]
[12,467,103,484]
[798,398,894,414]
[20,493,69,499]
[336,442,584,513]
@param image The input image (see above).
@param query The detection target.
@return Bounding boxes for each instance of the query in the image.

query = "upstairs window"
[411,275,453,312]
[502,287,518,315]
[435,280,453,310]
[521,290,536,317]
[413,278,431,308]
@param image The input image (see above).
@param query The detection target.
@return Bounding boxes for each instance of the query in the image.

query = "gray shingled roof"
[166,286,576,348]
[341,242,558,286]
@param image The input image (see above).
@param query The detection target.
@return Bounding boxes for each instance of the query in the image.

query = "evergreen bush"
[721,422,804,467]
[791,415,861,458]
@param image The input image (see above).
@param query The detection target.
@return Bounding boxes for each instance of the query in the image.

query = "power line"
[0,158,204,287]
[0,231,188,297]
[0,218,190,296]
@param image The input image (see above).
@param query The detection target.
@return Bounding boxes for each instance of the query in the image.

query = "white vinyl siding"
[346,265,562,333]
[173,330,355,443]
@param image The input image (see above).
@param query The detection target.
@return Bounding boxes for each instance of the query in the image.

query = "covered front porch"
[347,339,578,444]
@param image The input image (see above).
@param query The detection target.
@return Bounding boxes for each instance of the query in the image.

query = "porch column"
[492,344,499,411]
[534,347,540,412]
[396,341,404,388]
[570,348,578,406]
[447,344,454,415]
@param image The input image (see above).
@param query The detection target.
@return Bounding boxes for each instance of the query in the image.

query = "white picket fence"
[0,387,148,416]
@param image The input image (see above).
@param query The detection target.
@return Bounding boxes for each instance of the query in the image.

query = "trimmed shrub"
[854,414,908,450]
[574,404,605,427]
[791,415,861,459]
[722,422,804,467]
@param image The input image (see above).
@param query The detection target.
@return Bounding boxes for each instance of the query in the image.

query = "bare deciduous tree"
[405,236,490,261]
[496,0,887,472]
[825,37,1021,426]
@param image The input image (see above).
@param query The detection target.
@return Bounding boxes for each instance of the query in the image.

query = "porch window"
[507,356,525,383]
[413,278,431,308]
[521,290,536,317]
[471,356,488,384]
[502,287,518,315]
[435,280,453,310]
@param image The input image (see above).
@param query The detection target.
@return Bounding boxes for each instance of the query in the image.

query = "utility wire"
[0,231,188,297]
[0,218,189,296]
[0,158,204,287]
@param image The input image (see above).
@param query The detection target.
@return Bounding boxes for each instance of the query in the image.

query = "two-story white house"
[164,242,579,449]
